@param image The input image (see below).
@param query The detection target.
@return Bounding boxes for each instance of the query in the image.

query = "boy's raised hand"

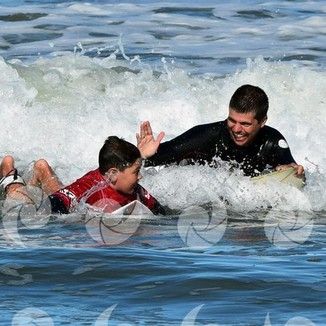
[136,121,165,159]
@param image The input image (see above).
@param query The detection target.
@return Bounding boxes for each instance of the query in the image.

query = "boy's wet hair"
[229,84,269,122]
[99,136,141,174]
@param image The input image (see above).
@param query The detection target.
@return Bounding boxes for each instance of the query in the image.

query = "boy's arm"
[136,184,168,215]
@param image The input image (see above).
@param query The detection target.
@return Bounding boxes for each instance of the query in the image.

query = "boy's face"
[114,159,142,194]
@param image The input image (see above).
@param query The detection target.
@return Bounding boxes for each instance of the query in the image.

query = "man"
[137,84,304,177]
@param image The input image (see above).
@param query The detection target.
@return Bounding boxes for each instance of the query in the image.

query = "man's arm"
[137,121,216,166]
[272,133,305,177]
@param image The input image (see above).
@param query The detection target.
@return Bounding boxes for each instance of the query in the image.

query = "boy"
[0,136,165,215]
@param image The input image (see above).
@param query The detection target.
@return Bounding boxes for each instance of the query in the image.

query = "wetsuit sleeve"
[136,185,167,215]
[49,188,78,214]
[274,141,296,165]
[145,124,218,166]
[48,194,70,214]
[48,170,102,214]
[261,129,297,168]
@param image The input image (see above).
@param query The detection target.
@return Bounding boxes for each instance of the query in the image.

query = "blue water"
[1,214,325,325]
[0,0,325,325]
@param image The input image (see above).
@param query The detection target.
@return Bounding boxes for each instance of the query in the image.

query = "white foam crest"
[302,16,326,29]
[68,3,113,16]
[67,3,147,17]
[0,54,211,182]
[0,54,325,210]
[141,165,312,212]
[304,170,326,211]
[234,28,267,36]
[152,12,218,29]
[1,0,324,77]
[278,16,326,37]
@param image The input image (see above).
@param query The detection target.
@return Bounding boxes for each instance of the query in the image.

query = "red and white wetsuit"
[50,169,163,214]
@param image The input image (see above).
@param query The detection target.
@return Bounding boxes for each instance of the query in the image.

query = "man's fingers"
[147,122,153,136]
[140,121,146,139]
[143,121,152,136]
[295,165,305,176]
[290,163,304,176]
[276,164,305,176]
[155,131,165,144]
[140,121,151,138]
[139,121,154,139]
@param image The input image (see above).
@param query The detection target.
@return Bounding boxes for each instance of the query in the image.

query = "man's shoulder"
[190,120,226,133]
[261,125,286,139]
[259,125,291,151]
[197,120,225,128]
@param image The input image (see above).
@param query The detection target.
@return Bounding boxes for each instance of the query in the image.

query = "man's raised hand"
[136,121,165,159]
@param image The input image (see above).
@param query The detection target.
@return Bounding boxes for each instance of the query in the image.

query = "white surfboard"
[111,200,154,216]
[251,167,305,189]
[85,200,153,245]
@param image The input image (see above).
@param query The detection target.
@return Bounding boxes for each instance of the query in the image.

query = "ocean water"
[0,0,325,325]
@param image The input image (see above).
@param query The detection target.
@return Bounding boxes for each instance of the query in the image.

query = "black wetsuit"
[145,120,296,177]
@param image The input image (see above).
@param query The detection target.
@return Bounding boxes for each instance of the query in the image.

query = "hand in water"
[136,121,165,159]
[276,163,305,177]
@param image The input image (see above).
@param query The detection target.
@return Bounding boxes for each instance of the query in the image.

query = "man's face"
[227,109,266,146]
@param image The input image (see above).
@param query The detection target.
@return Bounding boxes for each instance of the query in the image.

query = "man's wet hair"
[99,136,141,174]
[229,84,269,122]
